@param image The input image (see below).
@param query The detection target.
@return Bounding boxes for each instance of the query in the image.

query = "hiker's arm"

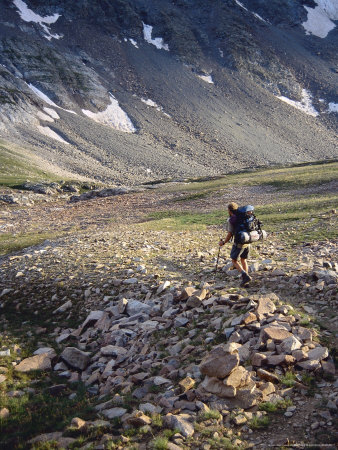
[219,232,232,246]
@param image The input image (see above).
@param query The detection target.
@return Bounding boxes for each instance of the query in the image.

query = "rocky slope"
[0,0,337,184]
[0,180,337,449]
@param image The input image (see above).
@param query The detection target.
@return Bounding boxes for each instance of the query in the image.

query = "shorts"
[230,243,250,261]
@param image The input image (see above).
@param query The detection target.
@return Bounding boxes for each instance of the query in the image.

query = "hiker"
[219,202,252,287]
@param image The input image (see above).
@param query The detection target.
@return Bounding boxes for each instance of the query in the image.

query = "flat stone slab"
[15,353,52,372]
[101,407,127,419]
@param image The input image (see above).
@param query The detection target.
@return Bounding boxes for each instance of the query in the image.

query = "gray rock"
[61,347,90,370]
[126,299,151,316]
[308,346,328,361]
[200,345,239,379]
[101,407,127,419]
[15,353,53,372]
[201,376,236,398]
[164,414,195,437]
[280,336,302,354]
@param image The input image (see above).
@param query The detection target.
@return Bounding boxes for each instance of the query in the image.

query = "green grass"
[144,193,337,241]
[279,371,297,387]
[248,415,270,429]
[0,231,63,256]
[0,140,59,187]
[259,399,293,413]
[0,383,94,448]
[200,409,222,420]
[151,436,169,450]
[156,160,338,194]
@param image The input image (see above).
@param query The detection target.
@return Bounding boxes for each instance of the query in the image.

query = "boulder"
[200,345,239,379]
[260,326,292,343]
[61,347,90,371]
[164,414,195,437]
[308,346,328,361]
[126,300,151,316]
[256,296,276,319]
[201,376,236,398]
[280,336,302,354]
[224,366,252,389]
[15,353,53,372]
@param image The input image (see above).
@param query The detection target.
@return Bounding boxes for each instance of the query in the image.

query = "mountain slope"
[0,0,337,184]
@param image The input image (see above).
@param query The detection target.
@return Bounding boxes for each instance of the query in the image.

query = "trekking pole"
[215,242,222,273]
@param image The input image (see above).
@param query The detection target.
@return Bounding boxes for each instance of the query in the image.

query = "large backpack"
[234,205,267,244]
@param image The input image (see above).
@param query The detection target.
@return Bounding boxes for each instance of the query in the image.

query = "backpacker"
[234,205,267,244]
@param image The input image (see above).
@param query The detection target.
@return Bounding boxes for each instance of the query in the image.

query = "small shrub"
[151,436,169,450]
[280,371,296,387]
[201,409,221,420]
[151,413,163,427]
[249,416,270,429]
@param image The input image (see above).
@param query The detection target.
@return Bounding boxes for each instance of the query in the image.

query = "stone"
[61,347,90,371]
[256,296,276,319]
[297,360,321,371]
[71,417,87,429]
[201,376,236,398]
[139,403,161,414]
[260,326,292,343]
[241,312,257,325]
[101,345,127,357]
[126,300,151,316]
[126,410,152,427]
[256,368,280,383]
[164,414,194,437]
[224,366,252,389]
[321,360,335,376]
[280,336,302,354]
[257,381,275,397]
[33,347,56,357]
[118,298,128,314]
[267,355,287,366]
[200,345,239,379]
[292,349,308,362]
[29,432,63,445]
[176,287,197,302]
[179,377,195,392]
[308,346,328,361]
[0,408,9,419]
[251,353,267,367]
[81,310,104,332]
[101,407,127,419]
[233,414,247,425]
[53,300,72,314]
[186,296,202,308]
[15,353,53,372]
[0,375,6,384]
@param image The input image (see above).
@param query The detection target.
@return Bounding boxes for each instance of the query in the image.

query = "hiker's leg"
[230,245,243,274]
[240,257,248,273]
[232,258,243,274]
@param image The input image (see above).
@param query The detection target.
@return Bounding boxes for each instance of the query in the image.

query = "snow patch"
[37,126,69,144]
[141,98,170,117]
[302,0,338,38]
[27,84,77,114]
[129,38,139,48]
[328,102,338,112]
[235,0,267,22]
[277,89,319,117]
[43,107,60,119]
[197,74,214,84]
[143,23,169,51]
[13,0,63,40]
[37,111,54,122]
[82,94,136,133]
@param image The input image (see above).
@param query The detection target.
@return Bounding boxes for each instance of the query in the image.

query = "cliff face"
[0,0,337,184]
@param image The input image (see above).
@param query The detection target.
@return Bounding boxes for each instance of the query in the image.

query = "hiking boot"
[240,272,252,286]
